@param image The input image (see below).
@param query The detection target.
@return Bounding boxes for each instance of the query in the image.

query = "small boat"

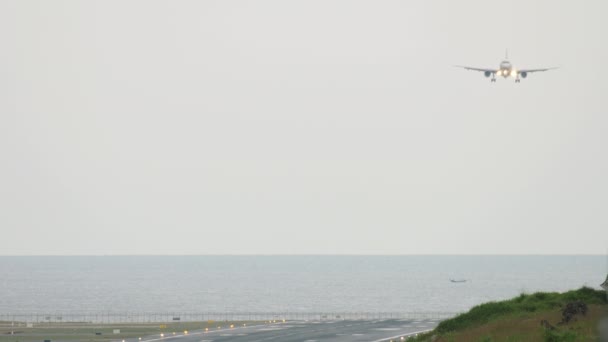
[450,279,467,283]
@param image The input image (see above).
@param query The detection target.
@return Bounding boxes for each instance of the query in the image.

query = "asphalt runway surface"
[125,319,439,342]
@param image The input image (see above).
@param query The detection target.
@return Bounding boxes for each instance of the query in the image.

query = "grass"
[407,287,608,342]
[0,320,263,341]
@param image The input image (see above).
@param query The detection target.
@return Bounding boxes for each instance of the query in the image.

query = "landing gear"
[515,78,521,83]
[491,78,496,82]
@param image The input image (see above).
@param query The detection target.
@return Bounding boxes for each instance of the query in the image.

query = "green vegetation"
[543,329,579,342]
[408,287,608,342]
[0,320,261,341]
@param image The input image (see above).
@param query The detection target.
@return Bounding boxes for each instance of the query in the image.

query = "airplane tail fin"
[505,49,509,60]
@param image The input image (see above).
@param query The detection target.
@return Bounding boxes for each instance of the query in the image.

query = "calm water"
[0,256,605,314]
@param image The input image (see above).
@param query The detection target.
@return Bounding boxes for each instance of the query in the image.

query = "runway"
[124,319,438,342]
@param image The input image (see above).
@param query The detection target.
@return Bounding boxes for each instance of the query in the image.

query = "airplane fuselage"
[498,60,513,78]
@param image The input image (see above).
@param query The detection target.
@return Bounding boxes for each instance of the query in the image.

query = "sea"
[0,256,605,315]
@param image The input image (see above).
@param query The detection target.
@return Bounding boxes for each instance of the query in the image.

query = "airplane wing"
[517,67,558,74]
[454,65,497,73]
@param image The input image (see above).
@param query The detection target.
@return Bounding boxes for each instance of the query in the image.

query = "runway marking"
[138,322,281,342]
[374,328,401,331]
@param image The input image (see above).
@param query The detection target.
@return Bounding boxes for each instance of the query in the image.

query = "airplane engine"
[484,71,491,78]
[520,71,528,78]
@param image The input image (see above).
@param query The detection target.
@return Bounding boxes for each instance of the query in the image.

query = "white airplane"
[455,50,557,83]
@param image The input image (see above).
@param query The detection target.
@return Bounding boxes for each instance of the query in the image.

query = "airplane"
[455,50,557,83]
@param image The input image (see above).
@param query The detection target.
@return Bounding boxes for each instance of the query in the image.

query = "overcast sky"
[1,0,607,255]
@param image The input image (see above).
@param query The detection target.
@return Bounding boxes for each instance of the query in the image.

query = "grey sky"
[1,0,606,255]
